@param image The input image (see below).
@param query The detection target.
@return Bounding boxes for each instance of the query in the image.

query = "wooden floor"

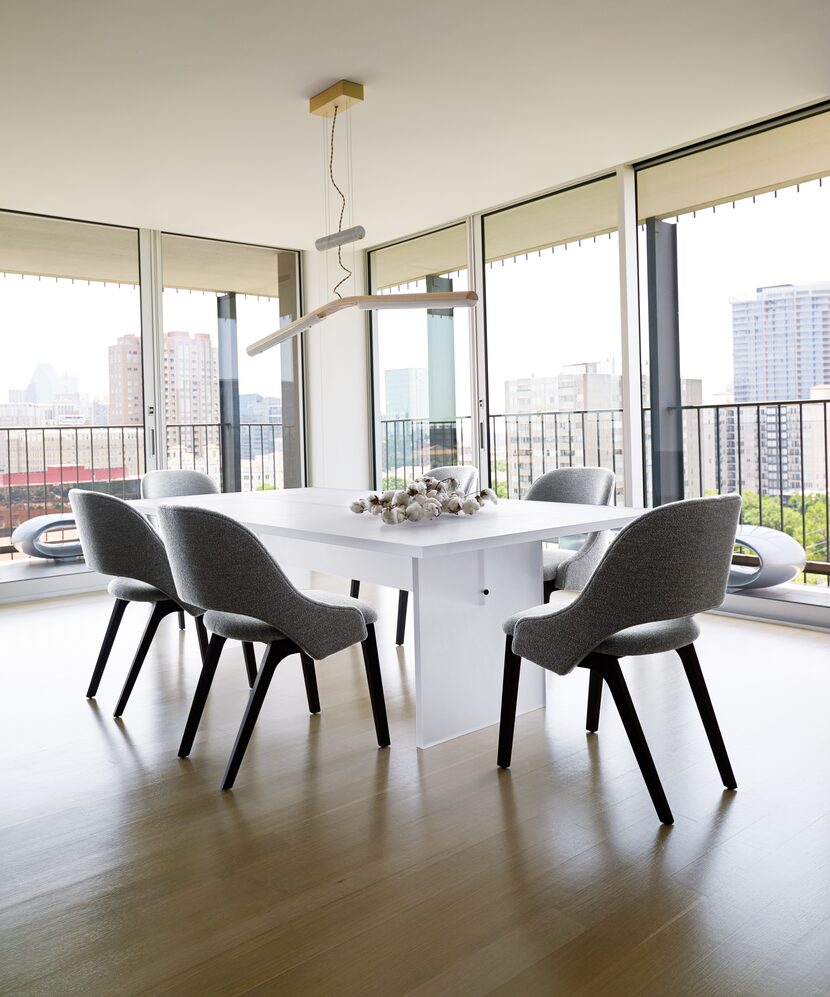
[2,581,830,996]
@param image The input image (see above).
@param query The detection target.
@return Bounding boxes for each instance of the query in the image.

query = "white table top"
[132,487,643,558]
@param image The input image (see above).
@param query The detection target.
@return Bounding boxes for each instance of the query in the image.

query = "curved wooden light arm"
[246,291,478,356]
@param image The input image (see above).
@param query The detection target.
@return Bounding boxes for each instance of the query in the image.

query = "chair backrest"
[140,469,219,500]
[525,466,615,506]
[511,494,742,674]
[156,504,368,659]
[428,465,479,495]
[69,489,179,600]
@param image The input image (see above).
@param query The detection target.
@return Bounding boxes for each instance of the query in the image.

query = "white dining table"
[133,487,642,748]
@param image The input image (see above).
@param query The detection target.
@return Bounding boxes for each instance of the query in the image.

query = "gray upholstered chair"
[157,504,390,790]
[350,464,480,645]
[140,469,219,501]
[139,469,225,640]
[498,494,741,825]
[525,466,616,598]
[69,489,209,716]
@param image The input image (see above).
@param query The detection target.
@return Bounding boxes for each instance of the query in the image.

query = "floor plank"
[1,583,829,995]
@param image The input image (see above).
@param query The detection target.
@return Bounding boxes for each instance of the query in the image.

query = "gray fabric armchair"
[498,494,741,825]
[69,489,208,716]
[157,504,390,790]
[350,464,480,645]
[525,466,616,596]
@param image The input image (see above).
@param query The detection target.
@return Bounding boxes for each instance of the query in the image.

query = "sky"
[2,177,829,421]
[0,279,281,406]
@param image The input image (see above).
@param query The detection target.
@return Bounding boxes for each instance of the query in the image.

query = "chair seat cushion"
[204,589,379,646]
[108,577,169,603]
[504,590,700,657]
[300,589,379,625]
[595,617,700,657]
[542,546,574,582]
[204,610,287,644]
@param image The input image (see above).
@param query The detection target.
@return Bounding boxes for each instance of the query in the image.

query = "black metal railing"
[0,425,146,559]
[381,401,830,582]
[1,422,285,560]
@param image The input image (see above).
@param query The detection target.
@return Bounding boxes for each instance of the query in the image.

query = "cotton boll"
[462,498,480,516]
[370,503,383,515]
[445,496,463,514]
[382,507,405,525]
[480,487,499,504]
[425,500,442,518]
[445,477,459,493]
[381,490,395,503]
[350,500,366,514]
[405,503,424,521]
[393,490,409,507]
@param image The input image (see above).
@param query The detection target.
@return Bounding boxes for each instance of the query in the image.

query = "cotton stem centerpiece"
[350,475,498,525]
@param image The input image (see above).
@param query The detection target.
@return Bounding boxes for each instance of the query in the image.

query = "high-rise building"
[731,283,830,497]
[732,283,830,403]
[384,368,428,420]
[162,331,219,429]
[108,333,143,426]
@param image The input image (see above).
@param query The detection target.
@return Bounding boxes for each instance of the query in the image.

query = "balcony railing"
[1,422,284,560]
[381,401,830,581]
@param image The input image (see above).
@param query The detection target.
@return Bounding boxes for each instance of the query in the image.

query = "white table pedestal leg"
[412,540,545,748]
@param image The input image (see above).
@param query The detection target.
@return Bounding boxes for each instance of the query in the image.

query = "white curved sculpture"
[12,513,83,560]
[727,524,806,592]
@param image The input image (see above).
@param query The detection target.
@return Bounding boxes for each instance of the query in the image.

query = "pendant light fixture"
[248,80,477,357]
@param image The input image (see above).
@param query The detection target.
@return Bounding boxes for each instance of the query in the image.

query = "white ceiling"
[1,0,829,252]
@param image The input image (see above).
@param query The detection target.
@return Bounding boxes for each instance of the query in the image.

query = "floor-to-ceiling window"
[637,110,830,580]
[0,213,142,561]
[0,215,302,570]
[369,224,473,488]
[483,177,624,500]
[160,235,302,493]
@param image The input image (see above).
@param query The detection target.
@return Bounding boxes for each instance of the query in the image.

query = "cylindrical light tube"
[314,225,366,252]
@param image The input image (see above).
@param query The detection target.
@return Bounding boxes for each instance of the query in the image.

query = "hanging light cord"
[328,104,352,298]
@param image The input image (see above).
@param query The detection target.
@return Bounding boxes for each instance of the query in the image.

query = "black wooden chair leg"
[543,579,555,603]
[361,624,390,747]
[221,641,292,790]
[586,669,603,732]
[194,615,209,664]
[179,634,228,757]
[242,642,258,688]
[598,656,674,825]
[677,644,737,790]
[86,598,128,698]
[113,601,178,718]
[300,652,321,714]
[177,609,186,630]
[395,590,409,645]
[497,636,522,768]
[350,579,361,599]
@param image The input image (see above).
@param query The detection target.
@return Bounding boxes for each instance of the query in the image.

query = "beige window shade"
[484,177,617,263]
[0,212,139,283]
[370,224,467,291]
[638,111,830,220]
[161,234,282,296]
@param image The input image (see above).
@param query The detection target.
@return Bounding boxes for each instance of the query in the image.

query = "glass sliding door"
[369,224,473,488]
[482,178,625,501]
[0,212,141,561]
[160,235,301,492]
[636,110,830,583]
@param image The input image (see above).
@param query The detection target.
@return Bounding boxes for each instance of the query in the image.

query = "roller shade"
[0,212,139,283]
[161,234,282,296]
[484,177,617,263]
[638,111,830,220]
[370,224,467,291]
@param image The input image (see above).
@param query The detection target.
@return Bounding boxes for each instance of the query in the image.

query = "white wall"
[302,250,374,489]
